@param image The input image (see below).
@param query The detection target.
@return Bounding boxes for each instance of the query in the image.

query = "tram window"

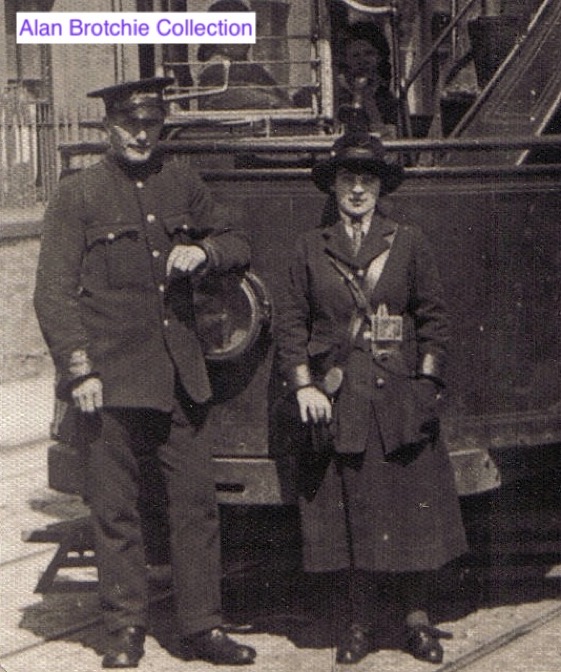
[164,1,326,128]
[327,0,400,139]
[335,21,398,136]
[196,40,290,111]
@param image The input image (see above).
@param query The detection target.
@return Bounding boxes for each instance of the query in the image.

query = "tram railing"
[58,133,561,176]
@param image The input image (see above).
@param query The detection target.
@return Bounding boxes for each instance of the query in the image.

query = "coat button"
[357,269,365,278]
[375,377,385,388]
[163,319,169,327]
[107,232,115,241]
[152,250,160,258]
[136,181,144,189]
[158,284,165,293]
[147,214,156,224]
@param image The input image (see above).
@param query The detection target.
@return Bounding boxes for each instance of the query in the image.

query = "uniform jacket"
[275,210,449,456]
[34,152,250,410]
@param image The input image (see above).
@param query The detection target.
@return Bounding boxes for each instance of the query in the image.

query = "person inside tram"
[197,0,290,111]
[336,21,399,133]
[274,129,468,665]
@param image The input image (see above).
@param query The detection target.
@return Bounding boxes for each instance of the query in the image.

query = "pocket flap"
[307,339,335,358]
[163,212,193,235]
[85,223,140,248]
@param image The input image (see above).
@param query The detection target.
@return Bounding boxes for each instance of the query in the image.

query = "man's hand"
[72,377,103,413]
[166,245,207,276]
[296,385,332,424]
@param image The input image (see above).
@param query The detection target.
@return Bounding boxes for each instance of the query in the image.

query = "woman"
[275,131,468,665]
[337,22,399,132]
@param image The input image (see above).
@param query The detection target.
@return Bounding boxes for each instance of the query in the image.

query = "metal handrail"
[397,0,482,138]
[336,0,397,16]
[400,0,481,98]
[58,133,561,157]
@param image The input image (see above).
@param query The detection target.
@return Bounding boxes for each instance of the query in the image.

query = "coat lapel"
[356,212,397,267]
[322,220,356,266]
[322,212,398,269]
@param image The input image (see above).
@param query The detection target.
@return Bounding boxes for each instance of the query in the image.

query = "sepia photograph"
[2,0,561,670]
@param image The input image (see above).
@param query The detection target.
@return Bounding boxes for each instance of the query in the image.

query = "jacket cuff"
[418,352,445,387]
[196,240,218,271]
[68,349,93,378]
[286,364,313,392]
[55,349,96,401]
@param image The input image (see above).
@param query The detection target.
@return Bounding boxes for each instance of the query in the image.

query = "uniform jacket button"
[147,214,156,224]
[375,377,385,388]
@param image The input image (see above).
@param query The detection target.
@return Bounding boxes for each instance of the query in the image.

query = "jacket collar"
[105,148,165,181]
[322,210,397,268]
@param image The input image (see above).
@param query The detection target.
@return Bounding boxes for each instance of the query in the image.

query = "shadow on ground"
[18,473,561,660]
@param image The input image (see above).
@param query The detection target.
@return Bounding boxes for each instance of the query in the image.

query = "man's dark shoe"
[336,623,373,664]
[102,626,145,668]
[184,627,256,665]
[405,624,452,664]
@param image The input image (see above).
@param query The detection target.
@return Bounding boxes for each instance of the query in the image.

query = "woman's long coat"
[275,210,468,573]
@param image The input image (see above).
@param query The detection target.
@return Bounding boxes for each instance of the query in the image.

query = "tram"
[37,0,561,587]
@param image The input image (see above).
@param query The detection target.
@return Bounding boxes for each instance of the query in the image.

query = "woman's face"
[345,38,381,79]
[333,167,381,220]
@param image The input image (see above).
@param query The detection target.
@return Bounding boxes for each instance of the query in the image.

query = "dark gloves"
[414,377,442,420]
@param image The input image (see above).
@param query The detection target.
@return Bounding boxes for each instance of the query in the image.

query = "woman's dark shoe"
[336,623,373,664]
[102,626,145,668]
[184,627,256,665]
[405,624,452,664]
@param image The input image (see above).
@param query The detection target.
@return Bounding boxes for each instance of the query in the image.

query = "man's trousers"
[86,389,223,637]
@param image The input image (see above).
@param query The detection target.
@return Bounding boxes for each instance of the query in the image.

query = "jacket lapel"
[322,212,398,269]
[356,213,397,267]
[322,220,357,266]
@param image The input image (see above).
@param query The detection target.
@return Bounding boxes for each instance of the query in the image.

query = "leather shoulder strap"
[327,224,398,364]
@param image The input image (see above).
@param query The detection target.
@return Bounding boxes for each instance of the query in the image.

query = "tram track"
[0,587,174,663]
[3,440,561,670]
[0,546,55,570]
[433,602,561,672]
[3,577,561,670]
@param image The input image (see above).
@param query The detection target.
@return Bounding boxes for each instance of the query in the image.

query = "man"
[34,77,256,668]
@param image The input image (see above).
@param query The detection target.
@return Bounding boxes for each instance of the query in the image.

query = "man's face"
[105,109,165,164]
[333,167,381,220]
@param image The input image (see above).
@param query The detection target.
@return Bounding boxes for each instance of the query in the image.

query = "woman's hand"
[296,385,332,424]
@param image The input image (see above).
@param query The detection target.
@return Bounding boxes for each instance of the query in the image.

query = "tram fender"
[449,446,501,496]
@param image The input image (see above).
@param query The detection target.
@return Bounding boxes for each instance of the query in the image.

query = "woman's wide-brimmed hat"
[311,131,404,196]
